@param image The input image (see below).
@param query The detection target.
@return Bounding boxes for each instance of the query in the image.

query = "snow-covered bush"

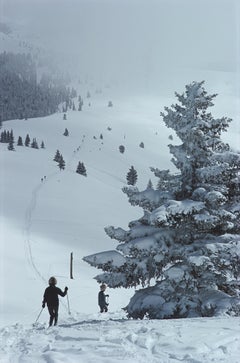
[83,81,240,319]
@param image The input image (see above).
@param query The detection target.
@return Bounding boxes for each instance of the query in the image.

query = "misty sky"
[1,0,240,88]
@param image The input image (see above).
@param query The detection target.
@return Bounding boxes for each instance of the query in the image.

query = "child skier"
[98,283,109,313]
[42,276,68,326]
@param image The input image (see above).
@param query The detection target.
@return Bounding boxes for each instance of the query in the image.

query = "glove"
[106,303,109,306]
[42,303,45,308]
[105,294,109,297]
[65,286,68,291]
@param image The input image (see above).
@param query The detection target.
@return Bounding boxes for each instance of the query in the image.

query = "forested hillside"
[0,52,72,123]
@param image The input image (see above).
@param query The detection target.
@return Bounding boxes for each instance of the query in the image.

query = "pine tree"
[17,136,23,146]
[126,166,138,185]
[10,129,14,143]
[147,179,153,189]
[63,113,67,120]
[83,81,240,319]
[25,134,30,147]
[31,138,39,149]
[119,145,125,154]
[41,141,45,149]
[0,130,7,142]
[8,139,15,151]
[78,98,83,111]
[58,155,65,170]
[63,128,69,136]
[53,149,61,162]
[139,142,144,148]
[76,161,87,176]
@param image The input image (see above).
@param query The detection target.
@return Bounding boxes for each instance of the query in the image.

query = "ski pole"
[35,308,43,324]
[67,293,71,315]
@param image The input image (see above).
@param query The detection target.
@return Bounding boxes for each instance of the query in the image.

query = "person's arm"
[57,286,68,297]
[42,289,47,307]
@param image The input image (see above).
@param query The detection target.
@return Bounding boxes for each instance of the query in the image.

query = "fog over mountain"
[2,0,240,93]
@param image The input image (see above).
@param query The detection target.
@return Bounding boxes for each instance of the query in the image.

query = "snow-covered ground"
[0,79,240,362]
[1,312,240,363]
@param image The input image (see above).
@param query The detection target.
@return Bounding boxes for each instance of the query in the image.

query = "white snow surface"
[1,66,240,362]
[1,313,240,363]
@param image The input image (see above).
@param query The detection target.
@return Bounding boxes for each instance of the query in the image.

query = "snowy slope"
[0,87,175,323]
[1,79,240,362]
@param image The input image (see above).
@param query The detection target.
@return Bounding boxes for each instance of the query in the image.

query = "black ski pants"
[47,305,59,326]
[100,305,108,313]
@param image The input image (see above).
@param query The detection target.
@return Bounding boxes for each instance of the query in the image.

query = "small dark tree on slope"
[83,81,240,319]
[25,134,30,147]
[126,166,138,185]
[58,155,65,170]
[17,136,23,146]
[76,161,87,176]
[8,139,15,151]
[119,145,125,154]
[78,97,83,111]
[31,138,39,149]
[53,149,61,162]
[63,128,69,136]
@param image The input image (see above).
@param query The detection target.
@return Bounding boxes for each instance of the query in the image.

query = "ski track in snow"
[0,315,239,363]
[24,183,46,283]
[23,130,86,284]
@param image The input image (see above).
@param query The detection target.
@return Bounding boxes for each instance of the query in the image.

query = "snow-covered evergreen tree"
[83,81,240,319]
[126,166,138,185]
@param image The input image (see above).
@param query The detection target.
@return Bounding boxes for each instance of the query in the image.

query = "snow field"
[0,314,239,363]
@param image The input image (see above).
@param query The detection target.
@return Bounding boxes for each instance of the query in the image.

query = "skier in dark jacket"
[42,276,68,326]
[98,283,109,313]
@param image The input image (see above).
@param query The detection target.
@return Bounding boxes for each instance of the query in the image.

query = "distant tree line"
[0,52,75,122]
